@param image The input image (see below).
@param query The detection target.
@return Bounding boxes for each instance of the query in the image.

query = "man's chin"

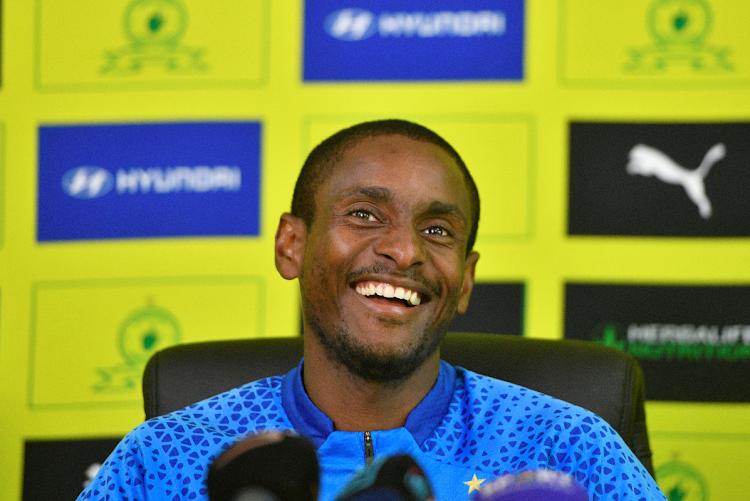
[332,347,429,384]
[310,322,443,384]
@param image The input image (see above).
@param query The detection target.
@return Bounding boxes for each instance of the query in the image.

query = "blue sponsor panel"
[304,0,525,81]
[37,122,261,241]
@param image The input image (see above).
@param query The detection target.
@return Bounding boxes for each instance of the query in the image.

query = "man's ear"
[456,251,479,314]
[275,213,306,280]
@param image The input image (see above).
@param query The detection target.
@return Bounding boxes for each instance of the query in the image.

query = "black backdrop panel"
[448,282,524,336]
[23,437,122,501]
[568,122,750,236]
[564,283,750,402]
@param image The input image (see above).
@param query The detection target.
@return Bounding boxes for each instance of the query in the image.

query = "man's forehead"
[341,133,450,159]
[329,134,462,184]
[323,142,472,226]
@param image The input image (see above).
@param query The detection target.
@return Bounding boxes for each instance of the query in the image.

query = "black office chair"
[142,332,654,476]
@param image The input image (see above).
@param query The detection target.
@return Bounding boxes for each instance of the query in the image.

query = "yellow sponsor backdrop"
[650,427,750,501]
[560,0,750,85]
[0,125,4,248]
[0,1,748,500]
[36,0,270,90]
[29,277,264,408]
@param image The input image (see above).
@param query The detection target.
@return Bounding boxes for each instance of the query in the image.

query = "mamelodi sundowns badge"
[560,0,750,85]
[28,276,265,408]
[36,0,269,90]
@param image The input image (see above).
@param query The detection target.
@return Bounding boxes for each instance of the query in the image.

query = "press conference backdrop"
[0,0,748,500]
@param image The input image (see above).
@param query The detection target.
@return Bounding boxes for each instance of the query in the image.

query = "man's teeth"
[356,283,422,305]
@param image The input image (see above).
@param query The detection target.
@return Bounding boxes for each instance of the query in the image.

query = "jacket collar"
[281,359,457,448]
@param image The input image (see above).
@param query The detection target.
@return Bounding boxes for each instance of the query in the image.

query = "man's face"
[292,135,478,382]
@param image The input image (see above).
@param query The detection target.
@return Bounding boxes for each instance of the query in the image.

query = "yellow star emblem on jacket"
[463,473,486,494]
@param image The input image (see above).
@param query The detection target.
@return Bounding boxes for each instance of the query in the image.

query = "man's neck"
[301,342,441,432]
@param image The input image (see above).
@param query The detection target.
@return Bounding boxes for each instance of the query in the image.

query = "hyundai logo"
[324,9,376,41]
[61,167,114,199]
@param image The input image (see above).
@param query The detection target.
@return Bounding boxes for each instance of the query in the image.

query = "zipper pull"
[364,431,374,464]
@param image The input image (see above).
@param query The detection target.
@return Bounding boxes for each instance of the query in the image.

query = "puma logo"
[626,143,726,219]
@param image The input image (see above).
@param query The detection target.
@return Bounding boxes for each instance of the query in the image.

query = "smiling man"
[79,120,666,501]
[277,128,479,435]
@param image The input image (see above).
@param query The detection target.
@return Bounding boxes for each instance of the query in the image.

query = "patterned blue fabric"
[78,361,666,501]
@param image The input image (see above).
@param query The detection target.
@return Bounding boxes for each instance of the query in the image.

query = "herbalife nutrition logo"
[595,322,750,361]
[93,303,181,392]
[626,0,732,73]
[101,0,207,75]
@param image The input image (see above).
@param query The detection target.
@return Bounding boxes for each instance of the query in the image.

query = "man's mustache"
[347,263,442,298]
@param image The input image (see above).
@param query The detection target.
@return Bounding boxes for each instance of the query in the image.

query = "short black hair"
[291,119,480,252]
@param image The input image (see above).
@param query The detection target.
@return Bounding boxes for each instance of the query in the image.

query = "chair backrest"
[142,332,654,475]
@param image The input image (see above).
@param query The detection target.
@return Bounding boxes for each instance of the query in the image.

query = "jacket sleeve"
[551,415,667,501]
[77,431,148,501]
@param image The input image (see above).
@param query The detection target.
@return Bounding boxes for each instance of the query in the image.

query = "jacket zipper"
[364,431,374,464]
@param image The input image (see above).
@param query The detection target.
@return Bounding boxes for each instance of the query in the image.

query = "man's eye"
[424,226,450,237]
[351,210,377,222]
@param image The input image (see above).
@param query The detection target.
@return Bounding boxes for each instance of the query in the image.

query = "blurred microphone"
[335,454,435,501]
[207,431,319,501]
[473,469,588,501]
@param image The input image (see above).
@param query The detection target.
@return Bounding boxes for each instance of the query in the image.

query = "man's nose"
[372,224,426,269]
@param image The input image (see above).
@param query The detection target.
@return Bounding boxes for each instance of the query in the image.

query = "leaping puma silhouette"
[626,143,726,219]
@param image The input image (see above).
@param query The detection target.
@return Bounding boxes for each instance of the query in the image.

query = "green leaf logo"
[142,330,158,350]
[149,13,163,33]
[667,483,687,501]
[674,11,689,32]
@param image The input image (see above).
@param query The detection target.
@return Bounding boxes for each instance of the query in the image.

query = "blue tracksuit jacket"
[78,361,666,501]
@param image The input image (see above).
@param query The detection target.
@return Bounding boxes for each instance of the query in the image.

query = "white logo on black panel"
[61,167,115,199]
[83,463,102,488]
[626,143,726,219]
[325,9,377,41]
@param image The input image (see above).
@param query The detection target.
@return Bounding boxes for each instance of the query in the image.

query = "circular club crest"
[124,0,188,46]
[648,0,712,45]
[118,305,181,365]
[655,460,709,501]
